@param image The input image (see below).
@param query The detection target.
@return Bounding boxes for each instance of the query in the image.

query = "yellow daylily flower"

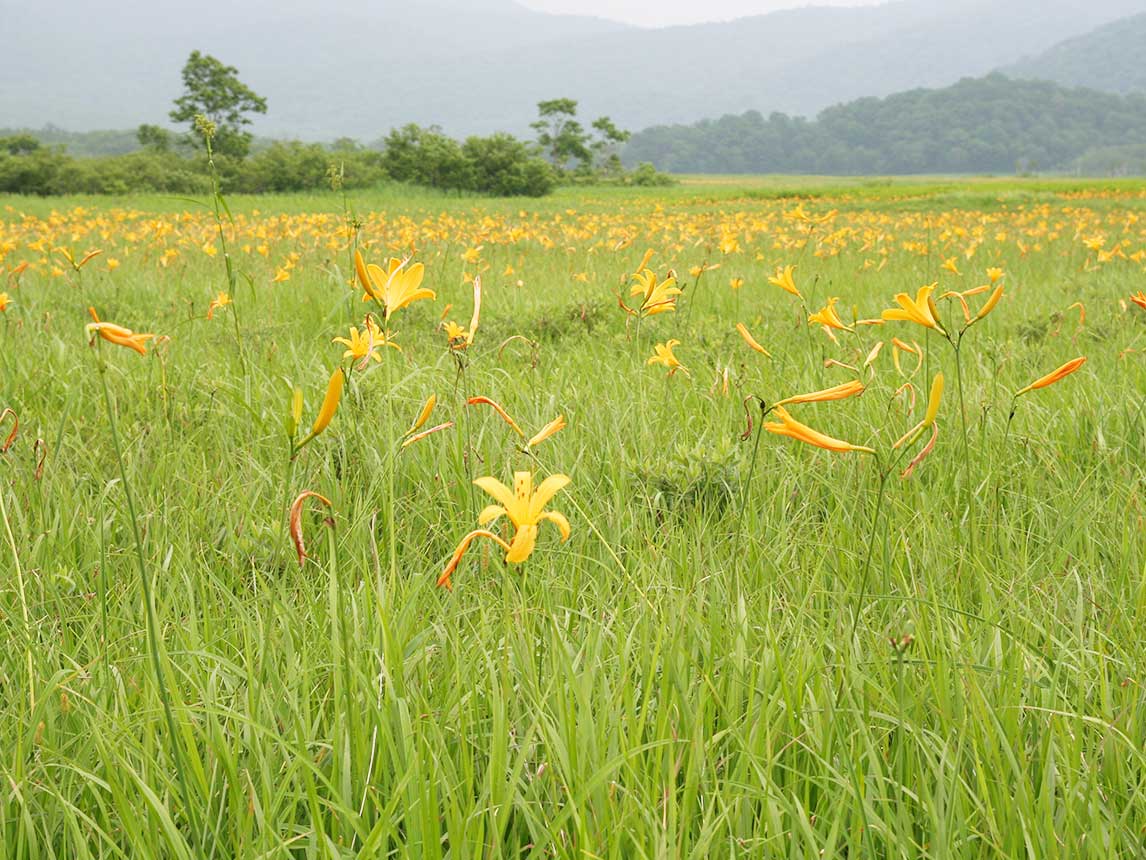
[1015,357,1086,397]
[894,373,944,449]
[467,396,525,437]
[438,471,571,588]
[628,269,682,316]
[86,307,156,356]
[333,325,390,366]
[443,321,470,349]
[647,339,688,376]
[295,367,345,452]
[735,322,771,357]
[881,283,945,334]
[407,394,437,435]
[206,291,232,320]
[355,249,436,320]
[808,296,852,332]
[768,264,801,298]
[973,284,1004,322]
[775,380,865,408]
[764,406,874,454]
[527,415,566,449]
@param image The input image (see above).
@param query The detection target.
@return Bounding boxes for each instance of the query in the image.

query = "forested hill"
[622,75,1146,175]
[1002,13,1146,95]
[2,0,1141,139]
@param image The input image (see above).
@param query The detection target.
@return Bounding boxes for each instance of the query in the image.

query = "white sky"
[518,0,882,27]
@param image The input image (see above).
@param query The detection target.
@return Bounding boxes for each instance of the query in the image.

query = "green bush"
[0,125,554,197]
[629,162,675,187]
[461,133,556,197]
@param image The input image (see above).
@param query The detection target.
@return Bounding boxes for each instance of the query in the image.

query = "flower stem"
[96,353,206,851]
[847,465,889,648]
[953,341,976,553]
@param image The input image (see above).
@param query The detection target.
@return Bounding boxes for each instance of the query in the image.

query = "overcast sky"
[517,0,882,27]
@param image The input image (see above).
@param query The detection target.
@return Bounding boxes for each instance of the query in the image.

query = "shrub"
[461,133,556,197]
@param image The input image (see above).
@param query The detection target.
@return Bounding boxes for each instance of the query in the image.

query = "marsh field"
[1,176,1145,858]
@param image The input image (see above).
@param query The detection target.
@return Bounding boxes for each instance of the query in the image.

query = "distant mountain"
[1,0,1144,140]
[623,74,1146,175]
[1002,13,1146,94]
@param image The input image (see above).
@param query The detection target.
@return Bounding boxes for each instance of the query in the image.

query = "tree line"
[623,75,1146,175]
[0,52,666,197]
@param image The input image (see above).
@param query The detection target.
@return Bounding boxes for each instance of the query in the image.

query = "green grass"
[1,178,1145,858]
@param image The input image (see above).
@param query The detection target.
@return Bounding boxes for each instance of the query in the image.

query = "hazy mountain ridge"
[1,0,1143,140]
[624,73,1146,174]
[1001,12,1146,94]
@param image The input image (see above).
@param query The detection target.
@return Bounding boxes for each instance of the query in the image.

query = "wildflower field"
[2,176,1146,858]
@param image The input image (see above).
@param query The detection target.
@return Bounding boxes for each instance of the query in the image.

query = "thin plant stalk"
[952,340,975,553]
[95,349,206,851]
[0,479,34,715]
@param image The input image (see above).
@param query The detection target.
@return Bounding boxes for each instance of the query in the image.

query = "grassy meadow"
[1,177,1146,858]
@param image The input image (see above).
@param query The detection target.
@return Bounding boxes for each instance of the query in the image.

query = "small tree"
[136,124,172,153]
[590,116,631,175]
[170,51,267,159]
[531,98,591,171]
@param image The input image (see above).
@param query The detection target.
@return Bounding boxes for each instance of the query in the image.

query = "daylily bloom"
[0,292,10,312]
[768,265,801,298]
[764,406,874,454]
[333,325,390,366]
[59,247,102,271]
[735,323,771,357]
[407,394,437,435]
[86,307,156,355]
[288,388,304,439]
[1015,357,1086,397]
[438,471,571,588]
[527,415,566,449]
[688,262,719,278]
[729,277,744,290]
[863,341,884,372]
[808,296,852,332]
[443,321,470,349]
[363,315,400,352]
[974,284,1004,322]
[775,380,865,408]
[628,269,682,316]
[647,340,688,376]
[891,338,923,377]
[401,421,454,449]
[467,396,525,437]
[1130,292,1146,310]
[894,373,944,448]
[206,291,232,320]
[941,257,961,275]
[355,249,436,319]
[986,267,1004,284]
[881,283,945,334]
[295,367,345,451]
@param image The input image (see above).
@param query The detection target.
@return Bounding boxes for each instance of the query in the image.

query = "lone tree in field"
[170,51,267,159]
[590,116,631,175]
[531,98,592,171]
